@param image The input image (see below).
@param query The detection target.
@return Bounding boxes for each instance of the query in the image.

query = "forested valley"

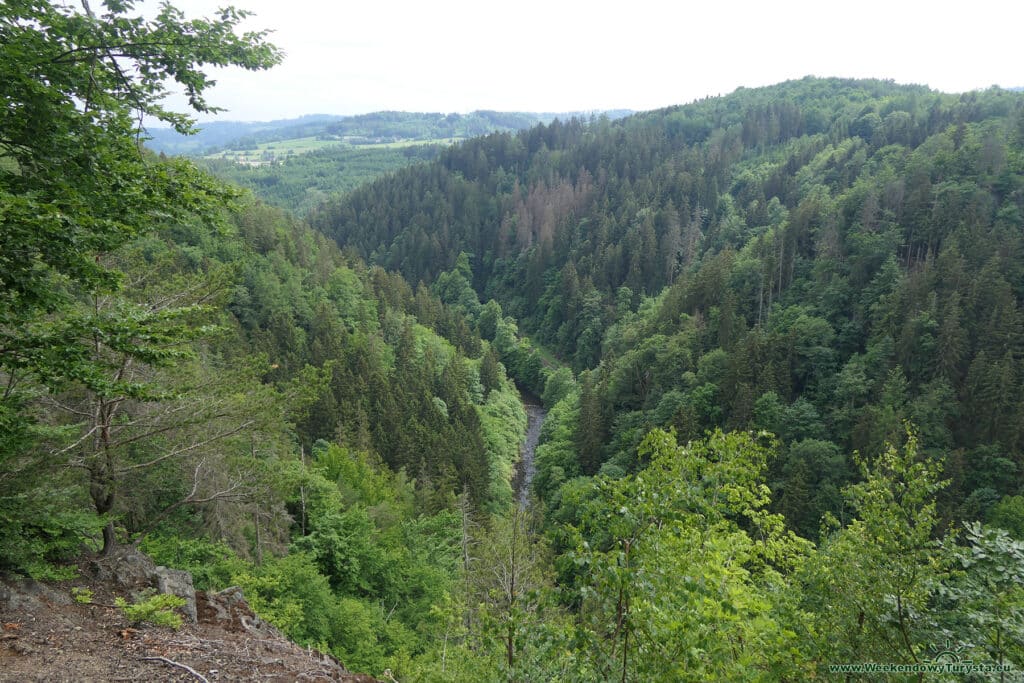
[3,1,1024,679]
[312,77,1024,679]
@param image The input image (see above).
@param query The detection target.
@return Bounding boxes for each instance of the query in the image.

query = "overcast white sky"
[145,0,1022,122]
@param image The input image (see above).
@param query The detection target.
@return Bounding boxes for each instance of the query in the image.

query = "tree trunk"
[507,623,515,672]
[101,520,117,555]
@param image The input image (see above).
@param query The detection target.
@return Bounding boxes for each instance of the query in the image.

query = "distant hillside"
[146,109,633,157]
[190,109,633,215]
[144,114,345,155]
[199,144,445,216]
[315,109,635,144]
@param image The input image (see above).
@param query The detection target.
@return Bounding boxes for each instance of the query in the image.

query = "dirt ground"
[0,556,378,682]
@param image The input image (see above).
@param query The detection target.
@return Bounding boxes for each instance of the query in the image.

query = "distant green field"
[204,135,465,162]
[371,137,465,149]
[200,142,447,216]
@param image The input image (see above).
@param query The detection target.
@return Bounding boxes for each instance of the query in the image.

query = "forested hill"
[144,114,345,155]
[312,77,1024,532]
[145,109,635,156]
[2,177,531,675]
[160,109,634,217]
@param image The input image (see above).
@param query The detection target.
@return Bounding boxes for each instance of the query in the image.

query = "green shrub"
[232,552,336,647]
[140,534,248,590]
[115,592,186,629]
[0,487,105,580]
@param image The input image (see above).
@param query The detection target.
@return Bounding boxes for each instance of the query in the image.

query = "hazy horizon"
[137,0,1023,123]
[145,78,1020,130]
[145,107,636,129]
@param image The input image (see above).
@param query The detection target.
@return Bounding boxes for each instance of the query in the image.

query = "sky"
[142,0,1023,123]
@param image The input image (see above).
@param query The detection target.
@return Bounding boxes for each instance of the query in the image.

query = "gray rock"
[86,547,200,624]
[153,566,197,623]
[88,546,156,588]
[0,574,41,612]
[0,572,71,612]
[197,586,281,637]
[214,586,246,606]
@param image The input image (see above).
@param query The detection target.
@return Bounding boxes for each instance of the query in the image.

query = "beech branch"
[132,460,250,542]
[139,656,209,683]
[116,420,254,473]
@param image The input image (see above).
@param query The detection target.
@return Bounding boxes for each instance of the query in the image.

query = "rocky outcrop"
[197,586,280,636]
[153,566,197,624]
[87,545,157,588]
[0,550,381,682]
[0,573,71,613]
[87,546,197,623]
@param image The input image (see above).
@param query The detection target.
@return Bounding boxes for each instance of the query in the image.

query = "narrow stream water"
[512,395,547,507]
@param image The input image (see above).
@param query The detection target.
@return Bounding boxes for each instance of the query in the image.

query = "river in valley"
[512,392,547,507]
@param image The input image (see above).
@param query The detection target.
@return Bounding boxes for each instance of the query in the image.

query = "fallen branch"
[140,656,209,683]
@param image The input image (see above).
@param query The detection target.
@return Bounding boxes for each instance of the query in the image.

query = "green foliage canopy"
[0,0,279,564]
